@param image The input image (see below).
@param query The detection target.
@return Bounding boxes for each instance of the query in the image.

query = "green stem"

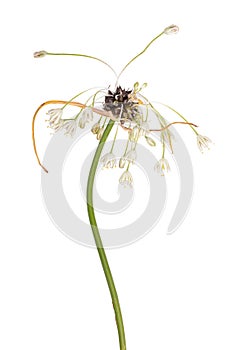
[110,124,119,153]
[162,138,166,158]
[45,51,117,77]
[86,119,126,350]
[61,87,103,110]
[116,31,164,84]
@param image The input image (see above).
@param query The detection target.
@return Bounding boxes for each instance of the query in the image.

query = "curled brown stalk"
[120,121,198,133]
[150,121,198,132]
[32,100,116,173]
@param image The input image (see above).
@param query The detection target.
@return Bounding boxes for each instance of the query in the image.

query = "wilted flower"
[164,25,179,35]
[46,108,63,126]
[119,170,133,187]
[197,134,212,153]
[100,152,116,169]
[154,158,170,175]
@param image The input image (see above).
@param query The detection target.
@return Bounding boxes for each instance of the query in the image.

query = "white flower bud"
[91,122,100,134]
[78,118,86,129]
[145,136,156,147]
[129,126,140,142]
[133,82,139,92]
[119,158,126,169]
[140,83,148,90]
[97,127,104,140]
[164,25,179,35]
[33,51,47,58]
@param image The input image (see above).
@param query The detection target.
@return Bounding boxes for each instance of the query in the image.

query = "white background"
[1,0,235,349]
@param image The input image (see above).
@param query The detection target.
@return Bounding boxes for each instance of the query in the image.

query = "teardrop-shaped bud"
[78,119,86,129]
[91,122,100,134]
[129,126,139,142]
[34,50,47,58]
[141,83,148,90]
[145,136,156,147]
[164,25,179,35]
[119,157,126,169]
[133,82,139,92]
[97,127,104,140]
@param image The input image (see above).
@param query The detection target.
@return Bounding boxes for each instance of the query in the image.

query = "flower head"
[197,134,212,153]
[154,158,170,175]
[119,170,133,187]
[100,152,116,169]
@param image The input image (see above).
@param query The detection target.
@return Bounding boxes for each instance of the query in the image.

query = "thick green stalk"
[86,119,126,350]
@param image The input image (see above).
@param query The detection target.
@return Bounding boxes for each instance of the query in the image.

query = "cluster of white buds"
[46,108,78,137]
[42,83,211,188]
[119,157,127,169]
[46,105,97,137]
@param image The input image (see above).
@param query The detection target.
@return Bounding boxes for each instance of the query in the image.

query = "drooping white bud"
[119,158,127,169]
[164,25,179,35]
[129,126,140,142]
[91,122,100,134]
[33,51,47,58]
